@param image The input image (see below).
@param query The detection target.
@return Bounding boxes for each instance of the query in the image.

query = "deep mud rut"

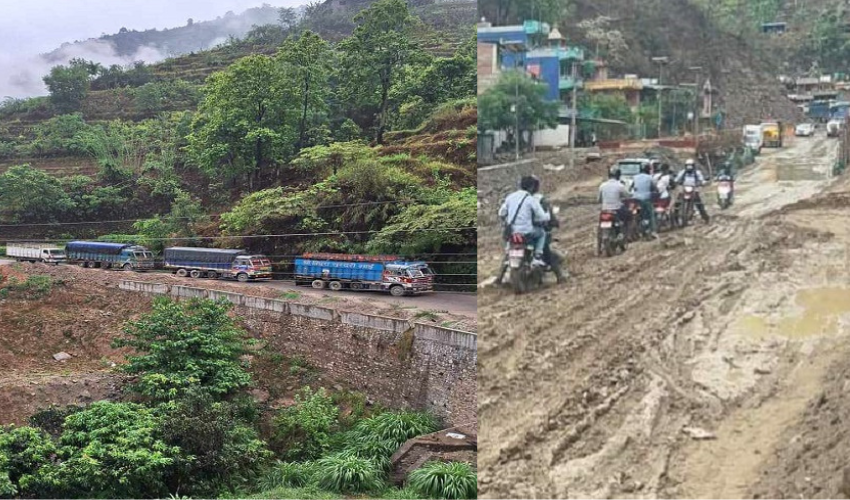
[478,134,850,498]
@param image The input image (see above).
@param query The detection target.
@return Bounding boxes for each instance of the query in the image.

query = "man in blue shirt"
[631,163,659,238]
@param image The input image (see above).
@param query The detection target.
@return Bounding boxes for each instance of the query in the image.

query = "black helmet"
[530,174,541,194]
[520,175,537,192]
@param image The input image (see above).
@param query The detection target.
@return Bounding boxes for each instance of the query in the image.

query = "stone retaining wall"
[118,280,477,425]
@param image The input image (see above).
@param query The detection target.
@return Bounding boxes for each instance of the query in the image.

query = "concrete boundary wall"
[117,280,476,424]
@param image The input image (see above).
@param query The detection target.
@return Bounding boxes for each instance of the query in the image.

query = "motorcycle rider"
[674,159,710,223]
[599,168,631,228]
[498,175,550,268]
[529,175,567,284]
[716,162,735,203]
[655,163,673,207]
[632,163,659,239]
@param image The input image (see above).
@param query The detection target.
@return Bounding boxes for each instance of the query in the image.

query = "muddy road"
[478,134,850,498]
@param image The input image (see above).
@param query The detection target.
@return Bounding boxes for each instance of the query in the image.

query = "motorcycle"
[624,198,643,242]
[505,233,544,294]
[597,211,627,257]
[677,186,697,228]
[654,197,674,232]
[717,180,733,209]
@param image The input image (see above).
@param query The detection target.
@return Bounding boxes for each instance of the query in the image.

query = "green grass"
[229,486,338,499]
[413,310,439,321]
[281,291,301,300]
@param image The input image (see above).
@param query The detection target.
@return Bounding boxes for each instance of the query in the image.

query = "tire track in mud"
[478,136,840,499]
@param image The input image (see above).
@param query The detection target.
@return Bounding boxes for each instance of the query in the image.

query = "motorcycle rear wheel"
[510,267,526,294]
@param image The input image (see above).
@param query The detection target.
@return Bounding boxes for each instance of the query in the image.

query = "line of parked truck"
[4,243,434,296]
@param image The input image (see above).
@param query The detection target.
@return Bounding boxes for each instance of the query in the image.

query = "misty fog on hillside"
[0,0,307,99]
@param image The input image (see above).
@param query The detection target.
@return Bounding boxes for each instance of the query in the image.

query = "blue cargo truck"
[294,253,434,296]
[65,241,155,271]
[163,247,273,282]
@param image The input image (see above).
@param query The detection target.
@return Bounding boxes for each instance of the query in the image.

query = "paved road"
[244,280,478,317]
[0,258,477,318]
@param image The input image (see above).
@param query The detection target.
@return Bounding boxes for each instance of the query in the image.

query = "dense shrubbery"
[0,296,472,499]
[111,297,253,401]
[408,461,477,500]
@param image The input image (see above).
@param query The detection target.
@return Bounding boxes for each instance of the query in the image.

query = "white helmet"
[685,159,696,169]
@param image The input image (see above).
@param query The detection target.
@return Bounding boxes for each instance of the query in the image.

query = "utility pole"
[652,57,669,139]
[569,60,578,169]
[515,70,520,161]
[690,66,702,153]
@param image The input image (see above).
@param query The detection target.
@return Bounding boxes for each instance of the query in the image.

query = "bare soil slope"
[569,0,804,128]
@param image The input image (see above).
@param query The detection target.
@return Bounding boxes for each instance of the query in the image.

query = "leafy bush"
[0,425,57,497]
[351,410,440,449]
[257,461,317,490]
[314,452,384,494]
[407,461,477,500]
[159,391,273,497]
[271,387,339,461]
[28,405,85,436]
[0,275,55,300]
[111,297,252,401]
[0,165,75,223]
[34,402,181,499]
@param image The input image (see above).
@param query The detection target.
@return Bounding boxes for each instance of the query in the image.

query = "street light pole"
[652,57,669,139]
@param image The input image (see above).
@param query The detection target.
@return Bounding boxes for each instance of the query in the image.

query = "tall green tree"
[0,165,75,223]
[338,0,416,144]
[188,54,295,189]
[478,71,559,150]
[277,31,333,151]
[42,59,97,113]
[111,297,253,401]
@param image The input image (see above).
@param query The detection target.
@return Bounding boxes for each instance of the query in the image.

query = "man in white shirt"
[498,176,550,267]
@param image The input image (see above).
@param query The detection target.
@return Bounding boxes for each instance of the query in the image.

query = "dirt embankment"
[478,135,850,498]
[2,263,476,332]
[0,262,422,426]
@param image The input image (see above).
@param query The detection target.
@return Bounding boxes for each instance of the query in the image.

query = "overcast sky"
[0,0,308,98]
[1,0,307,53]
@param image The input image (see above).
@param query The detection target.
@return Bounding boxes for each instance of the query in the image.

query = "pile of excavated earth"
[478,134,850,498]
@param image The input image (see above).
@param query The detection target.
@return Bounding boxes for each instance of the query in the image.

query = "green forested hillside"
[0,0,477,287]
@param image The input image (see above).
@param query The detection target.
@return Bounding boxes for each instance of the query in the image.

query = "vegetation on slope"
[0,0,477,285]
[0,297,474,499]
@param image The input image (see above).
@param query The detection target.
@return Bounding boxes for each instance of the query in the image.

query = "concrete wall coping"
[477,158,537,172]
[118,280,476,345]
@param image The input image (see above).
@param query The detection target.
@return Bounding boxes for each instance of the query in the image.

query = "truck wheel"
[350,282,363,290]
[311,280,325,289]
[190,269,202,278]
[176,268,188,277]
[123,263,132,271]
[207,271,219,279]
[390,285,405,297]
[237,273,249,282]
[329,281,343,291]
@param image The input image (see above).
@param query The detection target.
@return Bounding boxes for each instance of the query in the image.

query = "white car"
[795,123,815,137]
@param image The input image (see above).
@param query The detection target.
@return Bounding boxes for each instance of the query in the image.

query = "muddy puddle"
[731,287,850,340]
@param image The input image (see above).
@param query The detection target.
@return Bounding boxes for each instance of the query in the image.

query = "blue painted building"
[477,19,585,103]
